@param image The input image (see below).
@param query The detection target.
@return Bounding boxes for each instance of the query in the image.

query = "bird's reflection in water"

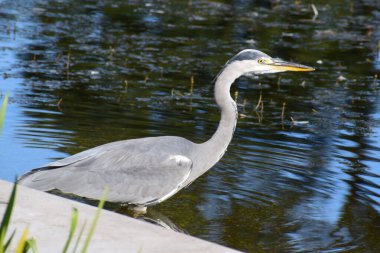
[115,205,188,234]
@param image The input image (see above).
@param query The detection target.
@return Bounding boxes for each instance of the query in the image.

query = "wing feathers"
[19,137,194,205]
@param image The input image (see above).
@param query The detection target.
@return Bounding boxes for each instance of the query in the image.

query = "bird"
[19,49,314,212]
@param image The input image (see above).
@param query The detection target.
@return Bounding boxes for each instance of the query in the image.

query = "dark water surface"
[1,0,380,252]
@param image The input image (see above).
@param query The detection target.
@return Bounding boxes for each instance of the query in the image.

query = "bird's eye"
[258,58,264,64]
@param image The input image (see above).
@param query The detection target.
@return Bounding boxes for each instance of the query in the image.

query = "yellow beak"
[268,59,315,72]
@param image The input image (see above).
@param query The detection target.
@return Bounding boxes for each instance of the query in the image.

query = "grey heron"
[19,49,314,212]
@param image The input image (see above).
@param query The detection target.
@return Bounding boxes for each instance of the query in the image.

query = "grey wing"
[41,140,128,167]
[19,139,193,205]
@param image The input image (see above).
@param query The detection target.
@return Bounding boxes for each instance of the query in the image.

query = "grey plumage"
[20,137,194,205]
[19,49,314,208]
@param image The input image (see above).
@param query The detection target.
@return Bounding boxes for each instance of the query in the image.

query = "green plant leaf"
[80,188,108,253]
[14,227,28,253]
[0,92,9,133]
[0,180,17,253]
[72,221,87,253]
[62,208,78,253]
[25,238,39,253]
[3,230,15,251]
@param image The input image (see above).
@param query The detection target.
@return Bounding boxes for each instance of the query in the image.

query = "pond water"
[1,0,380,252]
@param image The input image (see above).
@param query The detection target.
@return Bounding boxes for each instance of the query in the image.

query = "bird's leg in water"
[128,205,147,216]
[116,204,147,218]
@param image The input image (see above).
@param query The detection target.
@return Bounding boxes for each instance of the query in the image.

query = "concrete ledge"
[0,180,240,253]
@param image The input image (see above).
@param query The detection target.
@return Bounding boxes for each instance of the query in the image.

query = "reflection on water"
[1,0,380,252]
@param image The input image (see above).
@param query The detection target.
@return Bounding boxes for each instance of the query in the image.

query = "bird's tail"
[18,167,62,191]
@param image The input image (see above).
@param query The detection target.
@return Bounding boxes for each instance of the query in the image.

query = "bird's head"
[226,49,315,75]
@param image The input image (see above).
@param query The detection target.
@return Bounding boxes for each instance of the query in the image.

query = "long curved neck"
[199,64,243,168]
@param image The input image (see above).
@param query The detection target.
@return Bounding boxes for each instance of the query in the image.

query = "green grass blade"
[0,231,4,253]
[80,188,108,253]
[3,230,15,251]
[14,227,28,253]
[0,92,9,133]
[25,238,39,253]
[62,208,79,253]
[71,220,86,253]
[0,180,17,253]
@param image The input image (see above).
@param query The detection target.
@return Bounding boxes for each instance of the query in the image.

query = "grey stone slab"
[0,180,241,253]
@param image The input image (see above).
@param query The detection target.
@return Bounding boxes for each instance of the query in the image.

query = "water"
[1,0,380,252]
